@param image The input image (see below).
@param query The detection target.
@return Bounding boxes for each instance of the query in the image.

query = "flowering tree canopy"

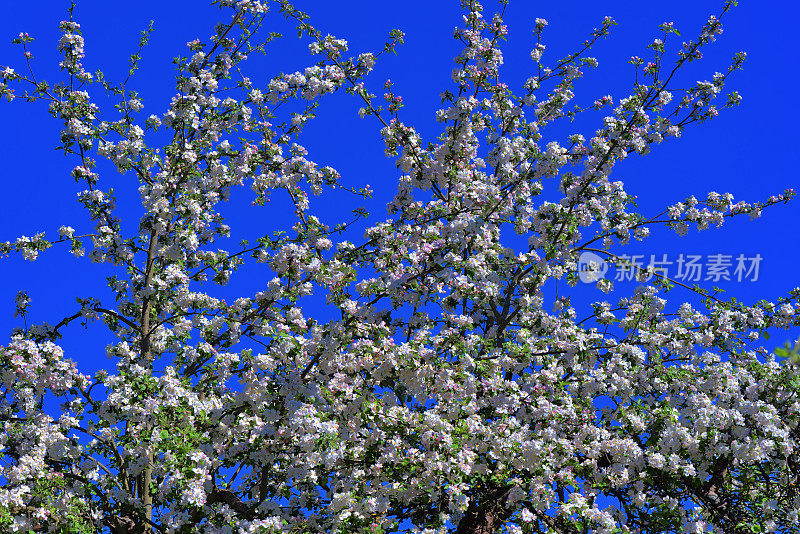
[1,0,799,533]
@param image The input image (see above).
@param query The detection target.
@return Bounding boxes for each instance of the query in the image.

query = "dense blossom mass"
[0,0,799,533]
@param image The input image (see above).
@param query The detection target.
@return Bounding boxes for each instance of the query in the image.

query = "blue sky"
[0,0,798,372]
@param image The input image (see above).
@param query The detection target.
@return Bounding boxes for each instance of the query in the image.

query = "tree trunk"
[455,484,514,534]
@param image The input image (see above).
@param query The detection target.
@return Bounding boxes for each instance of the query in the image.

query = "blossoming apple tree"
[1,0,799,532]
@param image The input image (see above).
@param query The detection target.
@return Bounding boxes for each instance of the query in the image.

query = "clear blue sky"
[0,0,797,372]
